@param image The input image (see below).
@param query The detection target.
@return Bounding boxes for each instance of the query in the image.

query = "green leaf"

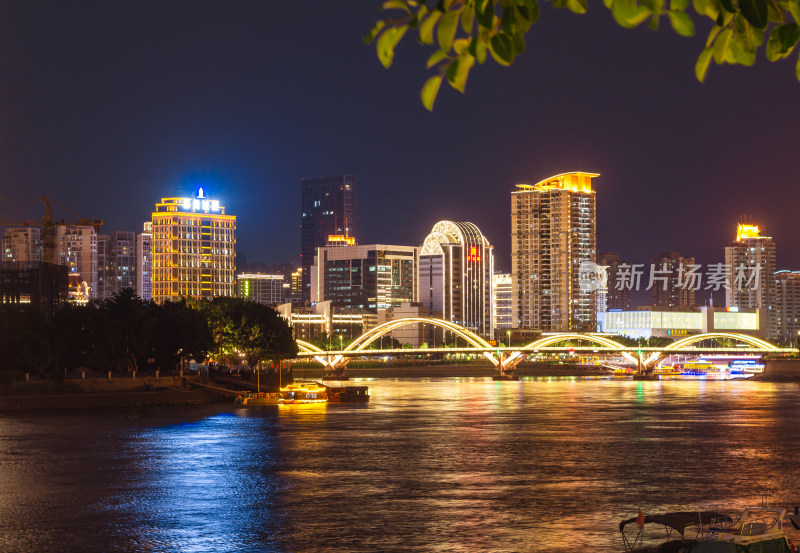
[421,75,443,111]
[705,25,722,47]
[671,0,689,10]
[376,26,408,68]
[419,11,442,45]
[612,0,652,28]
[438,9,460,51]
[718,0,735,13]
[461,4,475,33]
[668,10,695,35]
[695,47,713,81]
[730,37,757,64]
[426,49,449,68]
[567,0,589,14]
[796,49,800,81]
[712,27,732,63]
[739,0,768,29]
[363,20,386,44]
[446,54,476,92]
[778,22,800,50]
[489,33,514,64]
[788,2,800,24]
[382,0,410,11]
[475,0,495,27]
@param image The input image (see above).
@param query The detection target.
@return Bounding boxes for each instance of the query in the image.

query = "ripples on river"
[1,378,799,552]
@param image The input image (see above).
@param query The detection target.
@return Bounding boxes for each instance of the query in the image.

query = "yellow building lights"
[736,224,764,241]
[515,171,599,193]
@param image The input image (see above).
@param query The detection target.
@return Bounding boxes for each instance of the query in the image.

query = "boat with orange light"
[280,380,328,404]
[235,391,284,405]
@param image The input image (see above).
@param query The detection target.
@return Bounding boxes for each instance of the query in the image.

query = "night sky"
[1,1,798,275]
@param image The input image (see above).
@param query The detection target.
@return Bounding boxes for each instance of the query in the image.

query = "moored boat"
[692,507,791,552]
[620,511,731,553]
[280,380,328,404]
[235,391,284,405]
[325,385,370,402]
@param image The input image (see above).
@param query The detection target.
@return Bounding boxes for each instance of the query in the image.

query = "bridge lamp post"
[507,330,511,348]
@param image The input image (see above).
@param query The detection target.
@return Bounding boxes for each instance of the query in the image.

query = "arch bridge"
[293,317,796,380]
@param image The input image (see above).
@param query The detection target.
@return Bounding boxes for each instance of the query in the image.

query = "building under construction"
[0,261,69,317]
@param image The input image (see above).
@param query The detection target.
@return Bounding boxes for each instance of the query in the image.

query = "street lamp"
[507,330,511,347]
[338,334,343,351]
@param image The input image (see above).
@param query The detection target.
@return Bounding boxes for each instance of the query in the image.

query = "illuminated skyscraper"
[55,224,98,300]
[599,252,633,311]
[512,172,597,332]
[151,189,236,303]
[238,273,285,305]
[725,223,776,339]
[493,272,513,331]
[419,221,494,338]
[300,175,355,301]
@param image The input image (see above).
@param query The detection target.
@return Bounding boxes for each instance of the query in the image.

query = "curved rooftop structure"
[514,171,599,193]
[420,220,491,256]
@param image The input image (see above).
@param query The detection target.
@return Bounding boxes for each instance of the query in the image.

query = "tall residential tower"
[512,172,597,332]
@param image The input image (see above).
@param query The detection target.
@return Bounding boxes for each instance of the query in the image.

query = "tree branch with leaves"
[365,0,800,110]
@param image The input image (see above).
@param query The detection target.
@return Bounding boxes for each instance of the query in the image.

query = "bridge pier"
[491,352,522,381]
[322,364,349,381]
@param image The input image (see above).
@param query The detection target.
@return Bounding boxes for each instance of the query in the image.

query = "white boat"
[692,507,791,552]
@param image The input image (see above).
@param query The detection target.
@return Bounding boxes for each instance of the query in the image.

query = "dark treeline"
[0,289,298,383]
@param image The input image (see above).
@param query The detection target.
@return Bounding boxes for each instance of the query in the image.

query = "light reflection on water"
[1,378,800,552]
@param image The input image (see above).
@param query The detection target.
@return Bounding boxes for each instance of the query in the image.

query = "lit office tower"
[238,273,285,305]
[419,221,494,338]
[312,244,418,311]
[300,175,355,301]
[151,189,236,304]
[136,222,153,301]
[493,273,513,331]
[512,172,597,332]
[725,223,777,339]
[599,252,633,311]
[97,231,137,300]
[2,227,42,262]
[649,251,696,309]
[55,225,98,300]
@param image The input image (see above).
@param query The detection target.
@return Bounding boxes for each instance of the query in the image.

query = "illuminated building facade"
[151,189,236,303]
[2,227,42,263]
[419,221,494,338]
[55,225,98,300]
[97,231,136,300]
[512,172,597,332]
[598,306,766,340]
[300,175,355,300]
[312,244,418,312]
[493,273,513,331]
[136,222,153,301]
[774,270,800,345]
[649,251,696,309]
[724,224,776,339]
[238,273,284,305]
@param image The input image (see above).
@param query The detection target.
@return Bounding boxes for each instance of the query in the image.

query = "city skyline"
[0,3,798,274]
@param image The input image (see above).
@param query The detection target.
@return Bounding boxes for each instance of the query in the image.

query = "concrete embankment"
[0,388,221,412]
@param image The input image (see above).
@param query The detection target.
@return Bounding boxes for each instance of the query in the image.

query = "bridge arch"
[523,333,638,365]
[296,339,325,354]
[342,317,499,365]
[662,332,777,351]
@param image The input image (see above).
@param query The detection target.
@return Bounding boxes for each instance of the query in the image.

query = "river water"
[1,377,799,553]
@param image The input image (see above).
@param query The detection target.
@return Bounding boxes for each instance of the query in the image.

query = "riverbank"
[0,388,221,412]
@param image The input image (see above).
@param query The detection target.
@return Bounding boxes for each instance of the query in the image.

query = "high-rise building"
[512,172,597,332]
[724,223,777,339]
[2,227,42,263]
[96,231,137,300]
[312,244,418,311]
[493,273,513,331]
[238,273,285,305]
[55,225,98,300]
[151,189,236,304]
[419,221,494,338]
[599,252,633,311]
[774,270,800,345]
[136,222,153,301]
[300,175,355,300]
[649,251,696,309]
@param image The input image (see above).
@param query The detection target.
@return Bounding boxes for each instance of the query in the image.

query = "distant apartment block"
[238,273,285,305]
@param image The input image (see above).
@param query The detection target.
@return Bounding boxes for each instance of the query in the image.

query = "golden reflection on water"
[1,378,800,552]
